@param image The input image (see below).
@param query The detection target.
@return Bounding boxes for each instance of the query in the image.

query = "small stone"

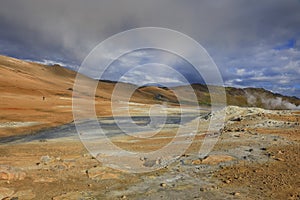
[83,153,91,158]
[232,192,240,196]
[121,195,127,199]
[160,183,167,187]
[191,159,201,165]
[140,157,147,161]
[278,150,284,154]
[155,158,162,165]
[40,155,53,165]
[180,159,193,165]
[176,167,182,172]
[275,157,284,161]
[54,164,66,170]
[143,159,159,167]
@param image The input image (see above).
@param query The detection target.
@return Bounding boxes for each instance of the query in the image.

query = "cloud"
[0,0,300,97]
[100,49,202,86]
[223,42,300,97]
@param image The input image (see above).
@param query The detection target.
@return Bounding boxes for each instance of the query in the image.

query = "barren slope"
[0,55,116,137]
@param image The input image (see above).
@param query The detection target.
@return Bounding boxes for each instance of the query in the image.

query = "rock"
[40,155,53,165]
[55,157,62,161]
[143,159,158,167]
[139,157,146,161]
[180,159,192,165]
[0,165,26,181]
[200,185,215,192]
[274,157,284,161]
[83,153,92,158]
[160,183,167,187]
[87,166,119,180]
[0,187,14,199]
[53,164,67,170]
[224,179,231,184]
[278,150,284,154]
[191,159,201,165]
[231,117,242,122]
[231,192,240,196]
[201,155,235,165]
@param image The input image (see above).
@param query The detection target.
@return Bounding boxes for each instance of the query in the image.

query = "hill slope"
[0,55,114,137]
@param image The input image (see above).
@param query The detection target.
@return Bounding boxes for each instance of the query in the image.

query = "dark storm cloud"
[0,0,300,97]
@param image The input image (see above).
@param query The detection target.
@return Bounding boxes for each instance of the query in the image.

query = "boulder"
[201,155,235,165]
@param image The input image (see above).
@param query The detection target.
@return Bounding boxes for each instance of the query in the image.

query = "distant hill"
[131,84,300,110]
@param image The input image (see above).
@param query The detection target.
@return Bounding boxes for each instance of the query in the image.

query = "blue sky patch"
[274,38,296,50]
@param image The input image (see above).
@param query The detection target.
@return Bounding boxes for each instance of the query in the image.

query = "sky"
[0,0,300,97]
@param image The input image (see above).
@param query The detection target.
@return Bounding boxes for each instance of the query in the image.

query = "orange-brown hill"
[0,55,115,137]
[0,55,166,138]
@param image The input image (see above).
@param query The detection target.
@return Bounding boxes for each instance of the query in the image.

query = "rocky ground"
[0,106,299,200]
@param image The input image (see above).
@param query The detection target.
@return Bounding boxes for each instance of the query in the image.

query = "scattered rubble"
[0,165,26,181]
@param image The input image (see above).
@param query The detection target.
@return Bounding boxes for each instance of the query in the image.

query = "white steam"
[262,97,300,110]
[246,92,300,110]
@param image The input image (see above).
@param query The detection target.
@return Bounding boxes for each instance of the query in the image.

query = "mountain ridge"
[1,54,299,109]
